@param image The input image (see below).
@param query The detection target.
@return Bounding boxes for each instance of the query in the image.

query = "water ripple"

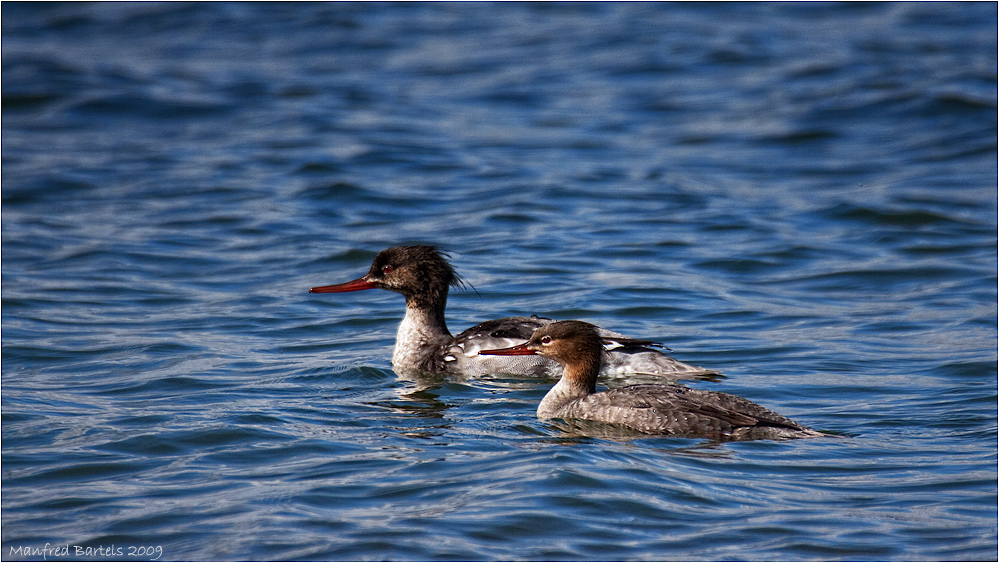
[2,2,995,561]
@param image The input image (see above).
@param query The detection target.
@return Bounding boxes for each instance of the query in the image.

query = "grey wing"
[570,384,811,437]
[628,384,811,431]
[671,386,811,430]
[563,385,734,436]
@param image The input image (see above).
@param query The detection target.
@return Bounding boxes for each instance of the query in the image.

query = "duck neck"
[536,357,599,419]
[392,299,452,370]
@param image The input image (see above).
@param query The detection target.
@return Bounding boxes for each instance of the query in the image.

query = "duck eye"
[540,335,552,345]
[382,265,394,274]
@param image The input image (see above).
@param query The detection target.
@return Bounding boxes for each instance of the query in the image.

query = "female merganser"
[482,320,826,440]
[310,246,717,378]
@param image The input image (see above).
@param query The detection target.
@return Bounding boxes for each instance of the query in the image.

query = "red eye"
[382,265,393,273]
[541,336,552,345]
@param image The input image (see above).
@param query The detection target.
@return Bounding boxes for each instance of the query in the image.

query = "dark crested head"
[367,246,465,296]
[311,246,466,308]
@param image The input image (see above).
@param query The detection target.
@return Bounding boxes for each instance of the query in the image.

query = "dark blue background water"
[3,3,996,561]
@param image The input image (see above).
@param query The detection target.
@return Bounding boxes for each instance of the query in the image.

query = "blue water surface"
[2,3,997,561]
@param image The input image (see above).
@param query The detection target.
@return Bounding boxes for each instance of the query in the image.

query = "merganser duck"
[310,246,717,379]
[482,320,826,440]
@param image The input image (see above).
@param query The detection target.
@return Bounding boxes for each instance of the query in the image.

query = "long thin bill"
[310,276,378,293]
[479,343,537,356]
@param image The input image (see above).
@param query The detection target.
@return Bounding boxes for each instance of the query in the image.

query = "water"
[2,3,996,561]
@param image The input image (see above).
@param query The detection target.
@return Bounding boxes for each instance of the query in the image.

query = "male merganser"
[482,320,826,440]
[310,246,717,378]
